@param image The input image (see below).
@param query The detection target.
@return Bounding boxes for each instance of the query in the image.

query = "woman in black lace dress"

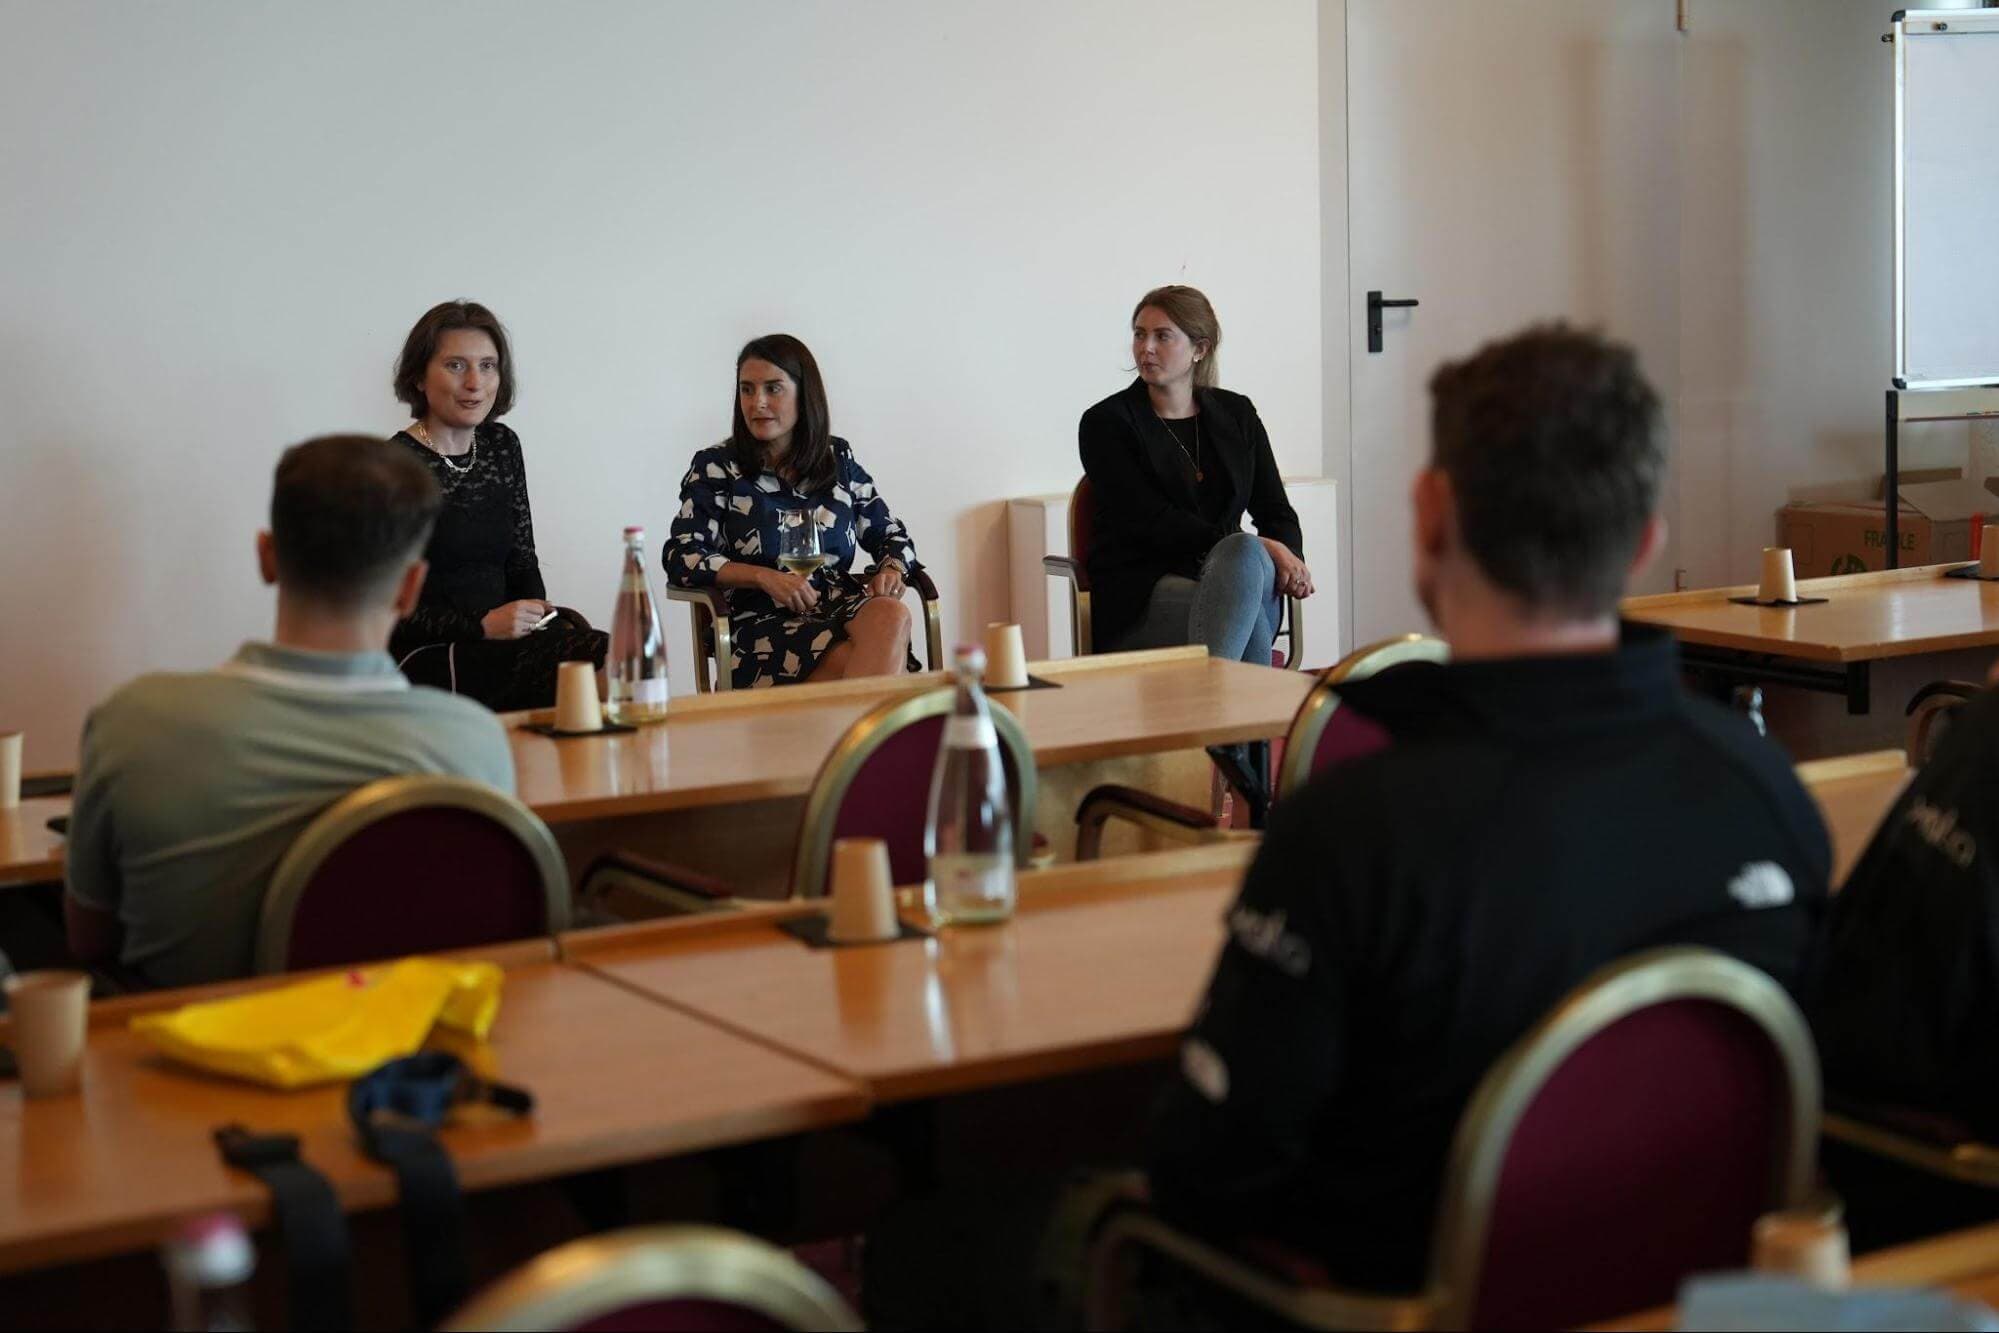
[386,301,606,711]
[665,334,919,688]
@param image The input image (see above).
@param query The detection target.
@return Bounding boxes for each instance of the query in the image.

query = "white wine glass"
[777,509,830,579]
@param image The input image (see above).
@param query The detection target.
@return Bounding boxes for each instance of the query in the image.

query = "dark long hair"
[731,334,835,493]
[393,300,516,419]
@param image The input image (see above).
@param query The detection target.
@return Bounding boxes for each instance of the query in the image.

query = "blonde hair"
[1133,285,1221,388]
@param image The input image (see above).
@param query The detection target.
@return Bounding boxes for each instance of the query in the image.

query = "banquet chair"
[1084,946,1819,1331]
[667,570,947,694]
[1906,679,1983,768]
[255,775,571,974]
[1043,475,1304,667]
[1074,634,1446,858]
[441,1225,862,1332]
[587,685,1039,913]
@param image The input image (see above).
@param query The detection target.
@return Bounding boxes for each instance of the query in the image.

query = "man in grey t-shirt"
[65,435,514,988]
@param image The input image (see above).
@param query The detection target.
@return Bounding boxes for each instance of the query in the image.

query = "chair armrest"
[1906,680,1982,765]
[1043,554,1085,585]
[1086,1204,1436,1332]
[1044,556,1093,657]
[663,585,732,692]
[907,569,945,671]
[1823,1097,1999,1188]
[1075,784,1224,861]
[578,849,739,919]
[1278,593,1305,670]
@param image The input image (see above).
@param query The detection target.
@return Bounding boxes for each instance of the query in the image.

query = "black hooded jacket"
[1147,624,1831,1288]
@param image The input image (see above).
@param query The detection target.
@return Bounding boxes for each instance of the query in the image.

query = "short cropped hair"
[1428,325,1664,618]
[269,436,442,607]
[393,300,516,419]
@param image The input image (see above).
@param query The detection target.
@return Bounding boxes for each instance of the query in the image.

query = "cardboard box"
[1777,478,1993,577]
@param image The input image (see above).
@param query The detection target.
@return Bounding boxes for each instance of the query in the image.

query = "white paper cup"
[0,731,19,810]
[4,969,89,1097]
[1752,1210,1849,1288]
[827,838,898,943]
[1979,523,1999,578]
[983,622,1030,690]
[554,662,603,733]
[1759,547,1798,604]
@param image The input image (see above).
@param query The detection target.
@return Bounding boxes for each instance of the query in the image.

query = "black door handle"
[1367,290,1420,354]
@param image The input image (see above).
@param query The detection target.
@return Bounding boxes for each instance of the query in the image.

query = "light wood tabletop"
[1622,564,1999,664]
[1595,1218,1999,1330]
[1796,749,1912,888]
[508,646,1316,823]
[0,797,66,887]
[570,841,1257,1103]
[0,955,869,1275]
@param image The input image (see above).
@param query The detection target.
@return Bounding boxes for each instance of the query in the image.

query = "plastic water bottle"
[606,525,670,725]
[163,1213,255,1331]
[925,644,1015,924]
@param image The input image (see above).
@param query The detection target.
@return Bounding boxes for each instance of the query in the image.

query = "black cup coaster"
[1726,596,1830,607]
[1945,565,1999,582]
[21,774,73,799]
[777,914,930,949]
[985,675,1060,693]
[519,721,639,739]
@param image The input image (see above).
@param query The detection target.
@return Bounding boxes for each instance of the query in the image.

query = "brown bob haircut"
[393,300,517,420]
[1133,285,1222,389]
[731,333,836,493]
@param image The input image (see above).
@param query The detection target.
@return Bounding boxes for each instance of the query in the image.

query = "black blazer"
[1078,378,1304,649]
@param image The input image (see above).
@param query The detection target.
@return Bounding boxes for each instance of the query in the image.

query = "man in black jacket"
[1146,325,1832,1290]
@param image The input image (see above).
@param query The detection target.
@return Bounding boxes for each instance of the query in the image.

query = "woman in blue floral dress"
[665,334,921,688]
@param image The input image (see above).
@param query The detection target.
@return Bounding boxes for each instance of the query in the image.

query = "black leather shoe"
[1206,743,1270,829]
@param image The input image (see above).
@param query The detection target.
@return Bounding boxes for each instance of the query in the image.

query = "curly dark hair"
[393,300,516,420]
[1428,324,1664,618]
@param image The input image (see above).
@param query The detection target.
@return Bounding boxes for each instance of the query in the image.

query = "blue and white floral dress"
[665,438,923,688]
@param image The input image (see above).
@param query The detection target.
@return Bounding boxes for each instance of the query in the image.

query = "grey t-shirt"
[64,641,516,988]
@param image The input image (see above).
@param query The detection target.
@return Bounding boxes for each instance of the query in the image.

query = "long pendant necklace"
[1161,415,1203,482]
[412,420,479,473]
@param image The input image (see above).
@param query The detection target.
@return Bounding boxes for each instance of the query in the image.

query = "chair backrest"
[1425,947,1819,1331]
[1275,634,1447,798]
[1906,679,1982,767]
[791,688,1038,899]
[1067,475,1096,592]
[256,776,572,974]
[441,1225,862,1332]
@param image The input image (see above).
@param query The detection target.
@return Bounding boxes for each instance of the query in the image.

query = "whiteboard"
[1896,9,1999,388]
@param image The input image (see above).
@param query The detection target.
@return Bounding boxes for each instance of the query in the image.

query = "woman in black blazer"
[1078,285,1314,815]
[1079,285,1312,657]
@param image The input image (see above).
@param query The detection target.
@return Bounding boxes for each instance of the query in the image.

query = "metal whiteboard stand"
[1882,386,1999,569]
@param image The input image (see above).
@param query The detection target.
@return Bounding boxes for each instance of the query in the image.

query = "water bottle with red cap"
[162,1212,255,1331]
[925,643,1015,923]
[607,525,670,724]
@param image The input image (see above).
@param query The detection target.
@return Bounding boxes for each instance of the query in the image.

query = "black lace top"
[390,422,544,645]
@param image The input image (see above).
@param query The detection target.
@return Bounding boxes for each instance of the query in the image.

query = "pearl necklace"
[412,420,478,473]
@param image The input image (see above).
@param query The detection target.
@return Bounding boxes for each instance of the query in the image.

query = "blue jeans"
[1112,531,1281,665]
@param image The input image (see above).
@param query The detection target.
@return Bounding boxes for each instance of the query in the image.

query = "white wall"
[1676,0,1965,586]
[0,1,1323,769]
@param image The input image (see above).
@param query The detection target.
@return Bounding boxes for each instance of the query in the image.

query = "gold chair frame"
[1821,1110,1999,1189]
[668,574,947,694]
[442,1225,862,1332]
[255,775,571,974]
[1906,679,1982,768]
[1043,477,1305,667]
[1086,946,1820,1331]
[790,686,1038,900]
[1275,634,1449,799]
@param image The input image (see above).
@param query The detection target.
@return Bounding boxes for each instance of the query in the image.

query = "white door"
[1345,0,1682,644]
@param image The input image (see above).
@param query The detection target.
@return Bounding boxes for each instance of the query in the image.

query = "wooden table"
[0,948,869,1275]
[1623,563,1999,715]
[566,842,1256,1103]
[517,646,1314,891]
[1796,750,1912,888]
[1596,1217,1999,1329]
[0,798,67,887]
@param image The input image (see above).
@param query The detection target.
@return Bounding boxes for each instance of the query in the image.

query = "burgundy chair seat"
[283,806,556,971]
[1473,998,1784,1330]
[826,713,1026,890]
